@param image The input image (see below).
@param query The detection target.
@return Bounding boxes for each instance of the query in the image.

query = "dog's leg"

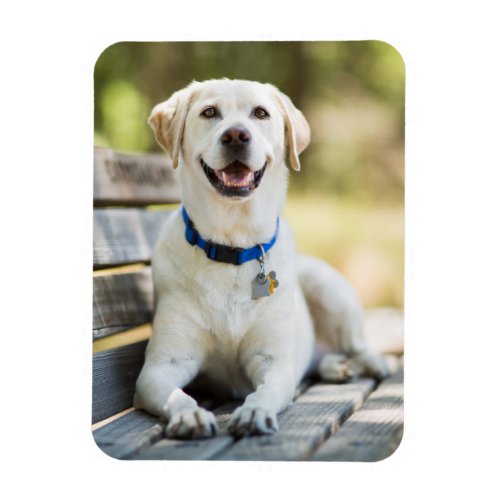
[227,358,295,437]
[298,254,391,382]
[134,310,218,439]
[227,326,297,437]
[134,359,218,439]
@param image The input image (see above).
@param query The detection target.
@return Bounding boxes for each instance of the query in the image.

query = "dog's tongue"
[217,164,253,187]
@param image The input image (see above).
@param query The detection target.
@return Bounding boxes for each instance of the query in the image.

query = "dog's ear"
[148,83,199,169]
[270,86,310,171]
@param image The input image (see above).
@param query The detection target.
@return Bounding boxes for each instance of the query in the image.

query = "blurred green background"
[94,41,404,308]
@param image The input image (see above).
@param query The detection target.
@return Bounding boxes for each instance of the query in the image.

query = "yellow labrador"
[134,79,389,438]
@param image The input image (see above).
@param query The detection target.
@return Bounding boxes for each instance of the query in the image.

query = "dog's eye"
[253,107,269,119]
[201,106,218,118]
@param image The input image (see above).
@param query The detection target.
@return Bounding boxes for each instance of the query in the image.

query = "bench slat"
[93,405,239,461]
[212,378,375,461]
[94,378,319,460]
[93,410,164,459]
[92,341,147,423]
[93,268,153,339]
[93,208,171,268]
[134,433,235,461]
[92,375,395,461]
[310,367,404,461]
[96,402,242,461]
[128,377,319,460]
[94,147,180,206]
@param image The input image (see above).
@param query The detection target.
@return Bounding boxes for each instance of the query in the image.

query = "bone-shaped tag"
[251,271,279,300]
[267,271,279,294]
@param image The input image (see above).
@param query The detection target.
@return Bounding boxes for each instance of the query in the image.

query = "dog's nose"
[220,126,252,147]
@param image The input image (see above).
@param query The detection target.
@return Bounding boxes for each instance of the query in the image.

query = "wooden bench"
[92,146,404,461]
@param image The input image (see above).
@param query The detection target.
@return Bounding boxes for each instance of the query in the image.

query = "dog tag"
[251,271,279,300]
[252,245,279,300]
[252,273,270,299]
[267,271,279,294]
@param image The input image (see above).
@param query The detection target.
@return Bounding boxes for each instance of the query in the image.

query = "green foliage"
[99,80,152,151]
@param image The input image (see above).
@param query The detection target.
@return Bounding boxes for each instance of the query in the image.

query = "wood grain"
[94,404,234,460]
[93,324,152,354]
[92,341,147,423]
[310,367,404,461]
[93,267,154,339]
[97,381,317,461]
[133,433,234,461]
[93,208,171,268]
[91,407,135,432]
[94,403,239,461]
[212,379,375,461]
[93,410,164,459]
[94,147,180,206]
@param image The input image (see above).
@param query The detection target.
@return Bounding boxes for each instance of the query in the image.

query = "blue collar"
[182,206,279,266]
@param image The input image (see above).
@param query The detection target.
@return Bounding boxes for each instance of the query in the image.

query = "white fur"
[134,79,389,438]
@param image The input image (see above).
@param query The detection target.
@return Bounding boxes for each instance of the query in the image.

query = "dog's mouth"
[201,158,267,198]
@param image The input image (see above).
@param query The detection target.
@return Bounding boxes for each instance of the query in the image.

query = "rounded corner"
[93,41,128,77]
[90,424,125,462]
[369,39,406,74]
[372,426,404,463]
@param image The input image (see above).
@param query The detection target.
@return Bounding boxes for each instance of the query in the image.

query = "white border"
[2,1,499,498]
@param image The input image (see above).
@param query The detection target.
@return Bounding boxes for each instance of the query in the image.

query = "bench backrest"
[92,147,178,424]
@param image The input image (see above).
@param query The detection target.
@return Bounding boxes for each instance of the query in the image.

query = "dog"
[134,78,390,439]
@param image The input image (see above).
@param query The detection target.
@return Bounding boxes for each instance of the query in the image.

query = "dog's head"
[149,79,310,200]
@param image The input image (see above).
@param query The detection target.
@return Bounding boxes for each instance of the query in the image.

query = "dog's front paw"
[166,407,218,439]
[227,406,278,437]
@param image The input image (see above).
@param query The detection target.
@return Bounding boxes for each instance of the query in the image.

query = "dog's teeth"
[221,171,252,187]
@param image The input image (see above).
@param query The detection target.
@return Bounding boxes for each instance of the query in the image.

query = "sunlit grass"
[284,194,404,308]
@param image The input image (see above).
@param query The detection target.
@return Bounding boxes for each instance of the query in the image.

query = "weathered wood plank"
[212,379,376,461]
[133,433,234,461]
[93,410,164,459]
[94,373,397,462]
[93,268,153,339]
[102,407,237,461]
[93,324,152,354]
[101,379,317,460]
[94,147,180,206]
[94,403,240,461]
[310,367,404,461]
[93,208,171,268]
[92,341,147,423]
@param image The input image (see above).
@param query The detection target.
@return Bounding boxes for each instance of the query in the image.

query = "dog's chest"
[193,263,260,336]
[190,266,263,398]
